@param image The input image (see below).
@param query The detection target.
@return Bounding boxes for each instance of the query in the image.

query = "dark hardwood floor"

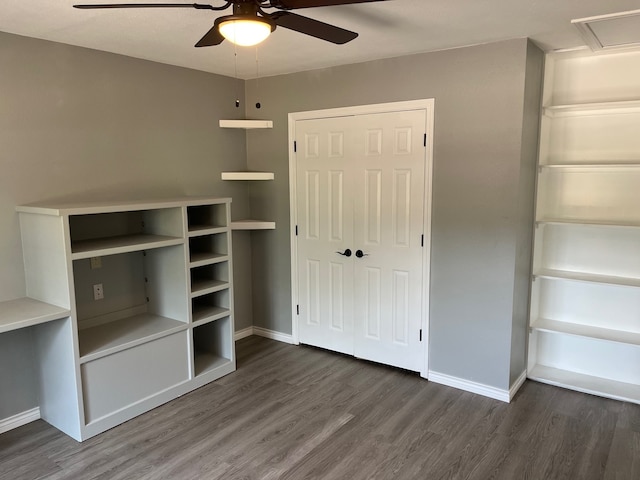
[1,336,639,479]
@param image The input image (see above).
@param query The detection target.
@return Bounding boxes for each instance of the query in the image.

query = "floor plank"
[1,336,639,479]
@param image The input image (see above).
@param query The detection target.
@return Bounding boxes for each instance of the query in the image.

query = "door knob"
[355,250,369,258]
[336,248,352,257]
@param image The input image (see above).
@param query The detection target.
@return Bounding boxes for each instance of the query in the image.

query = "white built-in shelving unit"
[221,171,276,231]
[528,49,640,404]
[16,196,235,440]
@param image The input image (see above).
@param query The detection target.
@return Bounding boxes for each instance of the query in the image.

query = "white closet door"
[352,111,427,371]
[296,116,355,355]
[295,109,427,371]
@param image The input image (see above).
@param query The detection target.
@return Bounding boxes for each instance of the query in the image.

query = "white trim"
[253,327,295,344]
[288,99,435,361]
[509,370,528,401]
[428,371,511,403]
[234,327,295,344]
[0,407,41,434]
[234,327,254,341]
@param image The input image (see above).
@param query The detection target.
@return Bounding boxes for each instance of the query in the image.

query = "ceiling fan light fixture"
[218,16,274,47]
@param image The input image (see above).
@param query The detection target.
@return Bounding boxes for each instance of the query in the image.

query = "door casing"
[288,99,435,378]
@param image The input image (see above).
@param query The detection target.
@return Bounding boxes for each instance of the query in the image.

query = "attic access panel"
[573,9,640,51]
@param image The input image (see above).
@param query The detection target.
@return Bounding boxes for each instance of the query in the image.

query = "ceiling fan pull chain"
[255,47,261,109]
[234,43,240,107]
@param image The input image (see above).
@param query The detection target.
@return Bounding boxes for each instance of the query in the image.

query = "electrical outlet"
[90,256,102,269]
[93,283,104,300]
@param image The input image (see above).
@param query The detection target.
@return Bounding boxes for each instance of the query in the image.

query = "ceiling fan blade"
[73,3,224,10]
[269,0,386,9]
[270,11,357,44]
[195,24,225,47]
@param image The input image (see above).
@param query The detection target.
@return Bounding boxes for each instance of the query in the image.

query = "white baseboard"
[509,370,527,401]
[0,407,40,434]
[428,371,511,403]
[234,327,254,341]
[234,326,295,344]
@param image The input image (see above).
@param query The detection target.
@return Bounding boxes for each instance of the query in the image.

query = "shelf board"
[0,298,70,334]
[71,234,183,260]
[189,252,228,268]
[528,364,640,405]
[533,268,640,288]
[219,120,273,129]
[78,313,187,363]
[230,220,276,231]
[531,318,640,347]
[187,225,227,237]
[540,162,640,169]
[221,172,274,181]
[191,280,229,298]
[191,305,230,324]
[536,218,640,228]
[543,100,640,117]
[194,353,232,377]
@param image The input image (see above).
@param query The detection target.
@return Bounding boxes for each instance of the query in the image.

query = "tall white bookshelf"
[528,49,640,404]
[17,196,236,440]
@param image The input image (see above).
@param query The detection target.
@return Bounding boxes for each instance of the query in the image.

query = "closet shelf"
[533,268,640,288]
[221,172,274,181]
[71,234,183,260]
[540,162,640,169]
[230,220,276,230]
[189,252,229,268]
[531,318,640,347]
[528,364,640,405]
[219,120,273,129]
[543,99,640,117]
[190,279,229,298]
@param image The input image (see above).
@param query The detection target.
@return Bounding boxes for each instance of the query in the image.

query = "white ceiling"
[1,0,640,79]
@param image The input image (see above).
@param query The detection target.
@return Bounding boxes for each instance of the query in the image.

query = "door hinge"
[424,133,427,147]
[419,329,423,342]
[421,234,424,247]
[296,305,300,315]
[295,225,298,236]
[294,141,297,152]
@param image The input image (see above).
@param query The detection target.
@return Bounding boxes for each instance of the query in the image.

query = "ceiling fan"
[73,0,387,47]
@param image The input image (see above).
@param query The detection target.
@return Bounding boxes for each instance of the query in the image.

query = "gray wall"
[0,31,251,419]
[245,38,542,391]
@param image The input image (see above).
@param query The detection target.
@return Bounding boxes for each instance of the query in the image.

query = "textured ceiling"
[1,0,640,79]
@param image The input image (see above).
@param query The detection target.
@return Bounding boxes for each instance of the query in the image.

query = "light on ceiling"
[218,18,273,47]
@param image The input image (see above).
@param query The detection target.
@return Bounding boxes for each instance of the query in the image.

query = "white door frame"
[288,99,435,378]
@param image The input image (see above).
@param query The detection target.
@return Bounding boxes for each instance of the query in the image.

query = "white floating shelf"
[543,100,640,117]
[531,318,640,347]
[221,172,274,181]
[528,364,640,405]
[230,220,276,231]
[219,120,273,129]
[533,268,640,288]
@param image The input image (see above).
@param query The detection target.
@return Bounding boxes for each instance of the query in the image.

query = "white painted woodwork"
[219,120,273,129]
[16,196,236,440]
[294,107,430,372]
[230,220,276,230]
[221,172,274,180]
[0,298,69,334]
[529,49,640,404]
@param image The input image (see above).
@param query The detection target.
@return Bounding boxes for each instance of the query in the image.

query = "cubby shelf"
[230,220,276,230]
[78,313,187,364]
[71,234,183,260]
[17,196,235,441]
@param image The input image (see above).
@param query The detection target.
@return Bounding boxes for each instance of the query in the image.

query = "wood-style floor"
[1,336,639,479]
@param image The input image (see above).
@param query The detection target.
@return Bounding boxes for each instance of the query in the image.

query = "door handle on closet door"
[355,250,369,258]
[336,249,352,257]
